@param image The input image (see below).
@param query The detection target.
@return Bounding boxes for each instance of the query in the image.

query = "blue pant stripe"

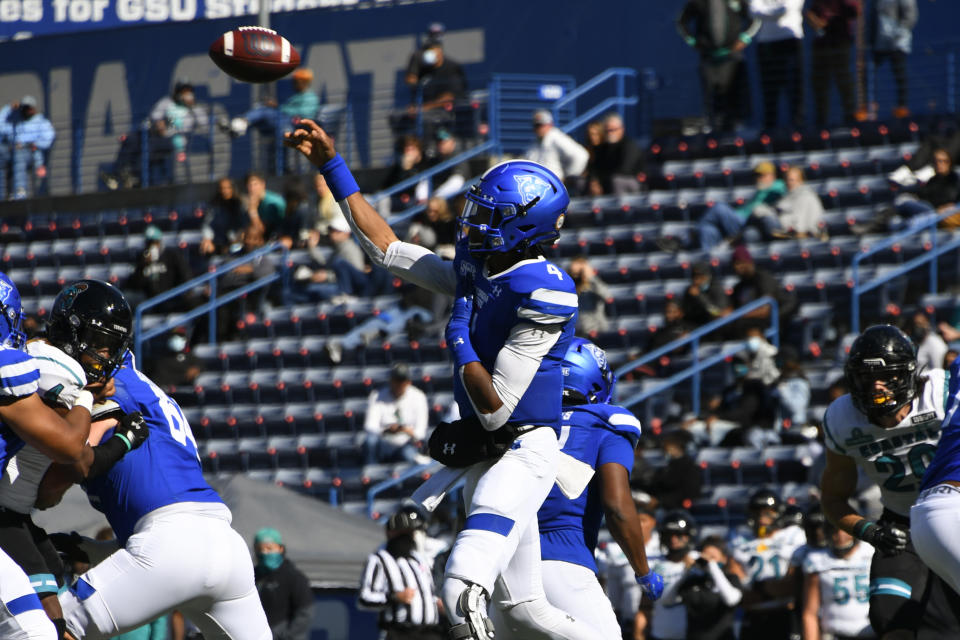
[464,513,515,537]
[71,578,96,602]
[6,593,43,616]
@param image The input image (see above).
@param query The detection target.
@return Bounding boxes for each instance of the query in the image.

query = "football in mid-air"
[209,27,300,83]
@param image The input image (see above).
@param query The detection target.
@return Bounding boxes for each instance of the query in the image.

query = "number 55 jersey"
[822,368,948,517]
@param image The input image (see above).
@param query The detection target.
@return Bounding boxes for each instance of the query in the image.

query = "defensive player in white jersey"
[0,281,148,634]
[36,285,270,640]
[493,338,663,639]
[820,325,960,638]
[801,519,875,640]
[286,121,586,639]
[647,511,699,640]
[730,488,807,640]
[0,272,99,640]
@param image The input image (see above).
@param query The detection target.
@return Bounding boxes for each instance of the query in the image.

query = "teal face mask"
[258,552,284,571]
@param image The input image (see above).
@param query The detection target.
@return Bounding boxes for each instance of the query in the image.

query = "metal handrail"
[850,207,960,332]
[366,461,442,518]
[551,67,637,132]
[133,242,289,362]
[613,296,779,415]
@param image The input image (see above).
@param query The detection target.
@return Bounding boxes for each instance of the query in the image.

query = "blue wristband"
[320,154,360,201]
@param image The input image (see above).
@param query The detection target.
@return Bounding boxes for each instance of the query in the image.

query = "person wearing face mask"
[253,528,314,640]
[126,225,194,312]
[911,310,948,374]
[358,507,444,640]
[144,328,204,388]
[682,262,732,328]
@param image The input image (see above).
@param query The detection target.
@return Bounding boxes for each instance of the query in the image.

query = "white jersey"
[0,341,87,513]
[802,543,875,637]
[733,525,806,588]
[649,553,696,640]
[822,369,948,517]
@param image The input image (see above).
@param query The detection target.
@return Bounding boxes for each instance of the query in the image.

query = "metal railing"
[551,67,638,136]
[366,461,442,518]
[850,208,960,333]
[614,296,779,414]
[133,242,290,362]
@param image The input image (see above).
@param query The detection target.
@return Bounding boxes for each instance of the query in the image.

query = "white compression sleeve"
[462,323,562,431]
[383,241,457,297]
[707,561,743,606]
[336,199,386,265]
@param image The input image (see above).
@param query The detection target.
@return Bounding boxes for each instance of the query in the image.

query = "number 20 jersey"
[822,368,948,517]
[84,360,222,544]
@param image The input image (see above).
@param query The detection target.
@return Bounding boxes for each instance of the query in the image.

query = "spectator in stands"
[869,149,960,232]
[695,161,786,249]
[362,364,429,465]
[770,166,826,239]
[126,224,194,311]
[525,109,590,189]
[310,173,340,234]
[890,127,960,187]
[646,431,702,511]
[407,196,457,257]
[359,507,444,640]
[381,135,429,214]
[730,244,797,334]
[676,537,743,640]
[911,310,948,373]
[149,78,209,159]
[677,0,760,132]
[649,300,694,354]
[870,0,917,119]
[327,214,392,301]
[425,128,469,200]
[101,118,174,190]
[201,177,249,256]
[405,22,446,89]
[583,120,606,196]
[568,255,611,337]
[0,95,55,200]
[410,41,467,112]
[592,113,645,195]
[252,527,314,640]
[278,177,311,248]
[219,226,277,338]
[246,170,287,240]
[145,327,204,389]
[682,261,733,328]
[751,0,806,130]
[775,346,811,430]
[223,68,320,138]
[807,0,860,127]
[944,349,958,369]
[325,285,436,365]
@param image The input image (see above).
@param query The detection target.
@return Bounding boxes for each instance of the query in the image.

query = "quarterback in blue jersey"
[287,121,591,640]
[912,356,960,601]
[0,272,104,640]
[517,338,662,639]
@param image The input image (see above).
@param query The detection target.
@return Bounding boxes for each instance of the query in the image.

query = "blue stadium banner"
[0,0,397,39]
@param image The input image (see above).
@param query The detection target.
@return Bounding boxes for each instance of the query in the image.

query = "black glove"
[48,532,90,564]
[113,411,149,451]
[855,520,909,556]
[428,417,527,468]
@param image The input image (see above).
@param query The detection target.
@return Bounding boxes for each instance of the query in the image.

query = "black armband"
[86,436,128,479]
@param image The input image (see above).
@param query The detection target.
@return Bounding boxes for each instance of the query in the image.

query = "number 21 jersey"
[822,368,948,517]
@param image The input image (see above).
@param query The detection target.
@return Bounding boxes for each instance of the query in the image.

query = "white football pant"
[911,484,960,595]
[0,547,56,639]
[59,502,271,640]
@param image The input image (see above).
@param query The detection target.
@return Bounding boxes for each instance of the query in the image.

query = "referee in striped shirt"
[358,506,444,640]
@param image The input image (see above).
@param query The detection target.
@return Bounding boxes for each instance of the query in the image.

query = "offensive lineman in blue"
[37,286,271,639]
[0,272,99,640]
[521,338,663,639]
[912,357,960,600]
[286,120,593,639]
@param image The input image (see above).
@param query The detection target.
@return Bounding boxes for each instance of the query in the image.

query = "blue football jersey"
[0,346,40,473]
[920,360,959,490]
[538,403,642,571]
[454,251,578,428]
[84,359,222,544]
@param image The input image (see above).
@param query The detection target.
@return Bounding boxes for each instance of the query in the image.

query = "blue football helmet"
[0,272,26,350]
[562,337,616,405]
[458,160,569,255]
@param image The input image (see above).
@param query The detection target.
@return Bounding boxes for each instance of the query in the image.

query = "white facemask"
[422,49,438,66]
